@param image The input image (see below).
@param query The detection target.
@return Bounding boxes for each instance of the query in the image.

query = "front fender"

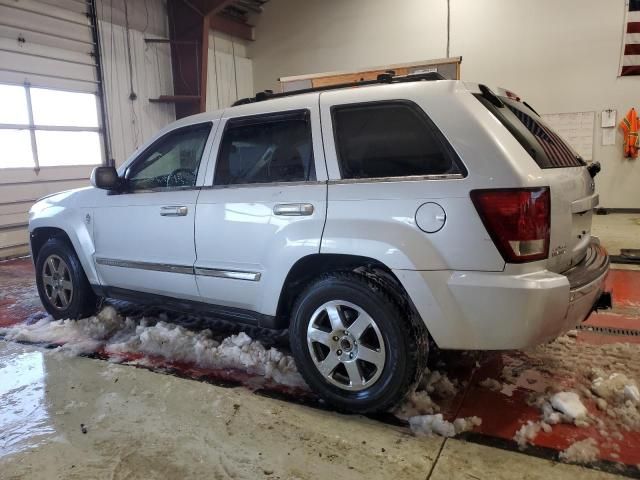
[29,203,98,286]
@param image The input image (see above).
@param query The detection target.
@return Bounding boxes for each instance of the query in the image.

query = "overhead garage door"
[0,0,106,259]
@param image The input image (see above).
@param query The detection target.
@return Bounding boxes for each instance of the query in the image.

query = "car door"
[194,98,327,323]
[93,121,215,301]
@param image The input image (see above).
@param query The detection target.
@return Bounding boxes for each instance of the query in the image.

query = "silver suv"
[29,74,611,412]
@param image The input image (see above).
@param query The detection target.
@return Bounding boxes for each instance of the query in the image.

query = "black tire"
[289,272,428,413]
[35,237,99,320]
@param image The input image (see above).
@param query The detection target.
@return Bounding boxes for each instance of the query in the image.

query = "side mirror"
[90,166,120,190]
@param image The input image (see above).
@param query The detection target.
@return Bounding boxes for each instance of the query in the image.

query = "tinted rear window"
[475,94,585,168]
[331,101,463,179]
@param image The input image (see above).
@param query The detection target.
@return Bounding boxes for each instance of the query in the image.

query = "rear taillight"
[471,187,550,263]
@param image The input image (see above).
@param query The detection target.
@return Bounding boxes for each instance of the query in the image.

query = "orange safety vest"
[620,108,639,159]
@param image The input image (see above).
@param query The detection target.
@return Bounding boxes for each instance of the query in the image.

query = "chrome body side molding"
[95,257,261,281]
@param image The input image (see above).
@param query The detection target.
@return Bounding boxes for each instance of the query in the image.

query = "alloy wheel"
[306,300,386,391]
[42,254,73,310]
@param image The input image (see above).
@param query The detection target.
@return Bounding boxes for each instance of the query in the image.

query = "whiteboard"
[541,111,595,161]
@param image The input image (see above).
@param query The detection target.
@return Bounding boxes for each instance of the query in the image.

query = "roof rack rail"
[232,71,446,107]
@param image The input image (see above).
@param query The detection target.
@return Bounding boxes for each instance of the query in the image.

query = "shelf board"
[149,95,201,104]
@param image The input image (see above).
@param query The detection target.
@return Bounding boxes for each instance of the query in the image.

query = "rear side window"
[475,94,584,168]
[214,110,315,186]
[331,101,463,179]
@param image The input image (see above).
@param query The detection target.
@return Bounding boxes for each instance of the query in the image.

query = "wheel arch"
[30,227,72,259]
[275,253,421,328]
[29,221,99,286]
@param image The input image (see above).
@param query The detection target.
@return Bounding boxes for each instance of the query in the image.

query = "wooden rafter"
[181,0,235,17]
[210,14,254,41]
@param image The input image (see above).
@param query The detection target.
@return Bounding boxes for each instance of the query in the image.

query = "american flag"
[620,0,640,76]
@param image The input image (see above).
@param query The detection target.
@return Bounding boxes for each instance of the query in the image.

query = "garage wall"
[98,0,176,166]
[249,0,640,209]
[206,30,254,111]
[0,0,176,259]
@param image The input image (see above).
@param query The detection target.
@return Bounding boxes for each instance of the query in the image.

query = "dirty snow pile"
[0,306,305,388]
[0,307,135,355]
[409,413,482,438]
[395,368,482,438]
[106,320,304,387]
[559,438,600,464]
[475,332,640,463]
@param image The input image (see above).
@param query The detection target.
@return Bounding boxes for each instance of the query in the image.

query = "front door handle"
[273,203,314,216]
[160,205,188,216]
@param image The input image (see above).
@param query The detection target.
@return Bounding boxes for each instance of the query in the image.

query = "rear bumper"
[394,239,610,350]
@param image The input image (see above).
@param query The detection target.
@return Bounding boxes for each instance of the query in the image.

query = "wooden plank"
[149,95,201,103]
[310,68,410,89]
[279,57,462,83]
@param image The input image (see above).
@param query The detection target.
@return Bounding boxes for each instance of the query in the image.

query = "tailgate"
[544,167,598,273]
[469,85,598,273]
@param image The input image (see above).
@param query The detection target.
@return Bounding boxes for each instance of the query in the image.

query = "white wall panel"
[206,31,253,111]
[98,20,175,166]
[235,56,253,100]
[206,45,220,112]
[215,51,238,108]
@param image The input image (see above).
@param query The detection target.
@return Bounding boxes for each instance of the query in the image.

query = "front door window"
[126,123,212,190]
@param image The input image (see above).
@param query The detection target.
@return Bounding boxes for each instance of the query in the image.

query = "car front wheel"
[35,237,98,320]
[289,272,427,413]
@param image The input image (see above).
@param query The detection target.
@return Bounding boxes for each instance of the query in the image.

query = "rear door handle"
[273,203,314,216]
[160,205,188,216]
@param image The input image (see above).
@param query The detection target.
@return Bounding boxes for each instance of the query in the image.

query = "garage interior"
[1,0,640,478]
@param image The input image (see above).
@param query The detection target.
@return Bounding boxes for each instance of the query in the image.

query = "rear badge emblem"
[551,245,567,257]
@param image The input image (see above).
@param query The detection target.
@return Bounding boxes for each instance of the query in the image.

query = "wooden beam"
[181,0,235,16]
[167,0,209,118]
[149,95,201,104]
[210,14,254,41]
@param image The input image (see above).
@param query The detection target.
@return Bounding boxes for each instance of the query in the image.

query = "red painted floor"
[2,257,640,470]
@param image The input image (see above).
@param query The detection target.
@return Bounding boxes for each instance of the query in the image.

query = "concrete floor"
[592,213,640,256]
[0,341,621,480]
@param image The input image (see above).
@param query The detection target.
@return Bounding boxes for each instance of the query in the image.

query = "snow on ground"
[395,368,482,438]
[559,438,600,464]
[489,332,640,455]
[9,305,640,452]
[0,306,305,388]
[409,413,481,437]
[549,392,588,420]
[513,420,552,448]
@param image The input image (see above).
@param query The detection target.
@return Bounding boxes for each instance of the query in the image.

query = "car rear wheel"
[35,237,99,320]
[289,272,427,413]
